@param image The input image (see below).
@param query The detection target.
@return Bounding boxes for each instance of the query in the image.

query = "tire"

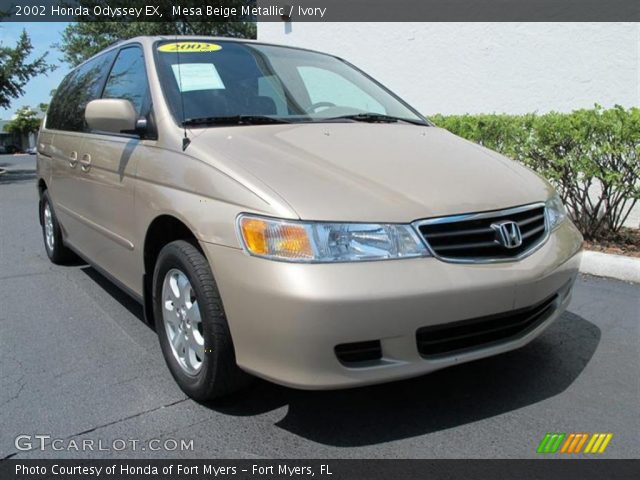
[41,191,75,264]
[153,240,250,401]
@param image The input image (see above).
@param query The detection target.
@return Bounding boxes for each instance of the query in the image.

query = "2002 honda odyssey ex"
[37,37,582,400]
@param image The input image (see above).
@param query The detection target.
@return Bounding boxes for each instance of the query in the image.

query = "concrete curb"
[580,250,640,283]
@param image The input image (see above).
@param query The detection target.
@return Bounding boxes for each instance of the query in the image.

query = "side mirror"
[85,99,137,134]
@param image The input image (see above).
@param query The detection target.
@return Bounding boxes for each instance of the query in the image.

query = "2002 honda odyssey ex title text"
[37,37,582,400]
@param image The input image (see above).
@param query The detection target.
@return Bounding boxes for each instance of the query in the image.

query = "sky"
[0,22,70,119]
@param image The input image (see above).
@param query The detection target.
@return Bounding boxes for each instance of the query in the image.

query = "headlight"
[546,193,567,231]
[237,214,429,262]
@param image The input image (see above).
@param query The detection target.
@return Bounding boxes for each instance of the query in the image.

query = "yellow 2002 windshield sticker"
[158,42,222,53]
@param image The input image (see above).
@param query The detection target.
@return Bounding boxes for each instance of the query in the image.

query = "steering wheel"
[307,101,337,113]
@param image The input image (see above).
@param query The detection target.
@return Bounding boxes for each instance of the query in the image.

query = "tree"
[0,30,55,109]
[59,1,257,66]
[3,105,46,136]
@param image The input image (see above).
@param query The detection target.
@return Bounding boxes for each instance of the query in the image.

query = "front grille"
[335,340,382,365]
[416,294,558,357]
[417,203,547,262]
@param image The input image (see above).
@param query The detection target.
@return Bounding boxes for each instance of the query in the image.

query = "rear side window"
[102,47,149,116]
[46,50,116,132]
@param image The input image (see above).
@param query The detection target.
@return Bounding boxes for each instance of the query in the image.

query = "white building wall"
[258,22,639,115]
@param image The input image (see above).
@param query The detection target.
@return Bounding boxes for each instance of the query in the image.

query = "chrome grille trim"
[412,202,549,264]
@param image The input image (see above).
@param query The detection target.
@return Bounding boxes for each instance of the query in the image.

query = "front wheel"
[153,240,250,400]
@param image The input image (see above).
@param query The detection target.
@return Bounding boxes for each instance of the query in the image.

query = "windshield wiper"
[182,115,291,127]
[326,113,428,126]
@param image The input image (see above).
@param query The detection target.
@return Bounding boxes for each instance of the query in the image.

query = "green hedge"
[430,106,640,240]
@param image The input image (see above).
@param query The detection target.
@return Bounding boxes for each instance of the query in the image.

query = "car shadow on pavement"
[81,266,150,328]
[212,311,600,447]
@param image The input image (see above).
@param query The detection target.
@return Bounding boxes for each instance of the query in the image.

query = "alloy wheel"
[161,269,205,375]
[43,202,55,252]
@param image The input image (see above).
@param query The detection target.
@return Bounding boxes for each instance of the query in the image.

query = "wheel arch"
[37,178,47,196]
[37,179,48,225]
[142,214,202,326]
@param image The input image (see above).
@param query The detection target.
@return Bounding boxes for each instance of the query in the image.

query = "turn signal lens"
[276,225,313,257]
[239,218,268,255]
[239,216,313,260]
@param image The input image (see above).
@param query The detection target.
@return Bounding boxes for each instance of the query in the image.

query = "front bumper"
[202,220,583,389]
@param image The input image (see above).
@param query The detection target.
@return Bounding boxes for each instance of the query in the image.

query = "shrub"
[431,106,640,240]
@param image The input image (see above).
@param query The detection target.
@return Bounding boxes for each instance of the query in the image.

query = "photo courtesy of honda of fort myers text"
[0,1,639,480]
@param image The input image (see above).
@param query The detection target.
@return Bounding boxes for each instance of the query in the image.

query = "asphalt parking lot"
[1,154,638,459]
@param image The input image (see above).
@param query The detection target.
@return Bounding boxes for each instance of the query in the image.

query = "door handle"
[69,151,78,168]
[80,153,92,172]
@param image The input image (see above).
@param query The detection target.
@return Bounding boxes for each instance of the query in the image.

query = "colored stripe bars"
[537,433,613,454]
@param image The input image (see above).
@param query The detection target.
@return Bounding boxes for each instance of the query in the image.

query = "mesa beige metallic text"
[36,37,582,399]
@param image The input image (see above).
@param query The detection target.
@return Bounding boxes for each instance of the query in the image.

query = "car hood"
[188,123,552,222]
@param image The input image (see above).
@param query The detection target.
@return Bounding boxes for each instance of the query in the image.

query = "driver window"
[102,47,150,116]
[296,66,385,114]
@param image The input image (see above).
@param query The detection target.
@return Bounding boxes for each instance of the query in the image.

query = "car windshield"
[154,40,427,126]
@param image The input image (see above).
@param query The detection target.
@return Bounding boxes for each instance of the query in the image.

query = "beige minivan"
[37,36,583,400]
